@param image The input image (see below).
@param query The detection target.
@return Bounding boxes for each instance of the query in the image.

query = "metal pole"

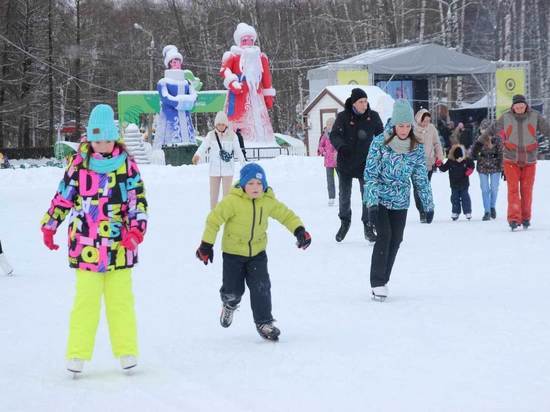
[149,36,155,90]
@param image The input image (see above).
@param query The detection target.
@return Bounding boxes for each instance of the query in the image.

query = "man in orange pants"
[482,94,550,230]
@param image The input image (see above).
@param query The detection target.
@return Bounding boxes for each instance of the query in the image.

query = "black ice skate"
[335,220,351,242]
[220,303,238,328]
[256,322,280,341]
[522,220,530,229]
[364,223,377,243]
[509,221,520,231]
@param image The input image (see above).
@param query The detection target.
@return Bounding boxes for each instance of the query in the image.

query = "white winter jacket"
[195,129,246,176]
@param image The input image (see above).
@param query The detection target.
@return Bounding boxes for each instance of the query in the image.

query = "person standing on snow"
[317,117,338,207]
[470,119,503,221]
[364,99,434,301]
[330,88,383,243]
[195,163,311,341]
[0,240,14,276]
[192,111,246,210]
[480,94,550,230]
[40,104,148,375]
[413,109,443,223]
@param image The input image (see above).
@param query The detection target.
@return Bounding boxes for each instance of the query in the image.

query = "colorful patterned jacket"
[364,133,434,211]
[41,144,148,272]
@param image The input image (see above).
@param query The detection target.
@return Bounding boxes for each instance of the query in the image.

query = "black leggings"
[370,206,408,287]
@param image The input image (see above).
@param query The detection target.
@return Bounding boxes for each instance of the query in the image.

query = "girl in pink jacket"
[318,118,338,206]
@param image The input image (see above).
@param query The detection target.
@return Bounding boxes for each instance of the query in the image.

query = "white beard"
[240,46,262,92]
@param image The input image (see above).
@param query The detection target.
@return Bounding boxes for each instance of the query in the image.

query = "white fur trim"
[233,23,257,45]
[223,73,239,89]
[230,46,243,55]
[222,51,233,63]
[262,88,276,96]
[163,45,183,68]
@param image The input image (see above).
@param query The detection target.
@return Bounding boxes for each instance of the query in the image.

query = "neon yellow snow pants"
[66,269,138,360]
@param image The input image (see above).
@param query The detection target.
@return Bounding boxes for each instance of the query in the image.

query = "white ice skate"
[66,358,84,377]
[120,355,137,371]
[371,286,388,302]
[0,253,14,276]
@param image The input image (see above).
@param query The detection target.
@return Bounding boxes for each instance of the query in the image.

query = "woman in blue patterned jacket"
[364,99,434,301]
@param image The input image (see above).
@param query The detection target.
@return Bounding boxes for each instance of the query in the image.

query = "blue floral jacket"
[364,133,434,211]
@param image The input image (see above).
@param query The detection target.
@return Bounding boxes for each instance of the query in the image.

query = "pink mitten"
[121,228,144,251]
[42,228,59,250]
[465,167,474,177]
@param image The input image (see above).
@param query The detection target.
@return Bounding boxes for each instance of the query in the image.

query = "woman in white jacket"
[192,111,246,209]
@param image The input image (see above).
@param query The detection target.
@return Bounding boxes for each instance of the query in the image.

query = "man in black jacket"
[330,88,384,242]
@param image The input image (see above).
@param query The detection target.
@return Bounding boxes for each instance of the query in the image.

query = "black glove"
[196,241,213,265]
[425,210,434,224]
[294,226,312,250]
[368,206,378,226]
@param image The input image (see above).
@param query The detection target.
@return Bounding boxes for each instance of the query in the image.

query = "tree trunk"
[48,0,54,146]
[73,0,81,141]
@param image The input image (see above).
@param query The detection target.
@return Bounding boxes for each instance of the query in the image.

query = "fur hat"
[233,23,257,45]
[214,111,229,126]
[239,163,267,191]
[86,104,119,142]
[390,99,415,126]
[163,45,183,68]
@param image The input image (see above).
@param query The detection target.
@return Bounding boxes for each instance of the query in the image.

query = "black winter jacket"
[330,102,383,178]
[439,145,475,189]
[470,136,503,174]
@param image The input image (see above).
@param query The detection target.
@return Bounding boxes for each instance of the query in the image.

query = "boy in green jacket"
[196,163,311,341]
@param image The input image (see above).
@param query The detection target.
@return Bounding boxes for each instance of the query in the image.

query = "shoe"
[335,220,351,242]
[66,358,84,374]
[465,213,472,220]
[522,219,530,229]
[482,212,491,221]
[0,253,13,276]
[120,355,137,370]
[328,198,335,207]
[220,303,238,328]
[372,285,388,301]
[451,213,459,221]
[419,212,427,223]
[490,208,496,219]
[509,221,520,231]
[364,223,377,243]
[256,322,280,341]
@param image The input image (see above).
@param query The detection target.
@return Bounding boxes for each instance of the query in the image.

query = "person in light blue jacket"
[364,99,434,301]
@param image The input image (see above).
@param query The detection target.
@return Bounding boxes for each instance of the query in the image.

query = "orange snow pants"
[503,161,536,224]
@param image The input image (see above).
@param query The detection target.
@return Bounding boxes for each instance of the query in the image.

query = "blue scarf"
[89,152,127,173]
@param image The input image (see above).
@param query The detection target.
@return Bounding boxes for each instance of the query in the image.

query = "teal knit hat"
[86,104,119,142]
[390,99,415,126]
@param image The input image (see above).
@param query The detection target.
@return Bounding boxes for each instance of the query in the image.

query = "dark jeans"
[338,172,368,224]
[413,169,433,213]
[451,187,472,214]
[220,251,273,324]
[370,206,408,288]
[326,167,336,199]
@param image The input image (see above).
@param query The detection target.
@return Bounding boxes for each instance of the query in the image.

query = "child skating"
[196,163,311,341]
[439,143,475,220]
[40,104,148,375]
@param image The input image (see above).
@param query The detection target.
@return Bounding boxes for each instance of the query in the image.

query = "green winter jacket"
[202,185,303,257]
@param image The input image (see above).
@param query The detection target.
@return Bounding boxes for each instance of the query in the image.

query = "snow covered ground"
[1,156,549,411]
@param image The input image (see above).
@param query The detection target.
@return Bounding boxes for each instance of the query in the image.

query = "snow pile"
[1,158,549,411]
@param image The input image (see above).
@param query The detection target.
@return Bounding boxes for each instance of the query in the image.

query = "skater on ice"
[480,94,550,230]
[317,117,338,207]
[329,87,383,243]
[192,111,246,210]
[438,138,475,221]
[196,163,311,341]
[470,118,503,221]
[364,99,434,301]
[40,104,148,375]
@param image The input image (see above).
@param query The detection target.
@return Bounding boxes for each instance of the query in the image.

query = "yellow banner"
[337,70,369,86]
[496,68,526,117]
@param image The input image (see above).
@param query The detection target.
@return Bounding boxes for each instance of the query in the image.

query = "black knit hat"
[512,94,527,105]
[350,88,368,104]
